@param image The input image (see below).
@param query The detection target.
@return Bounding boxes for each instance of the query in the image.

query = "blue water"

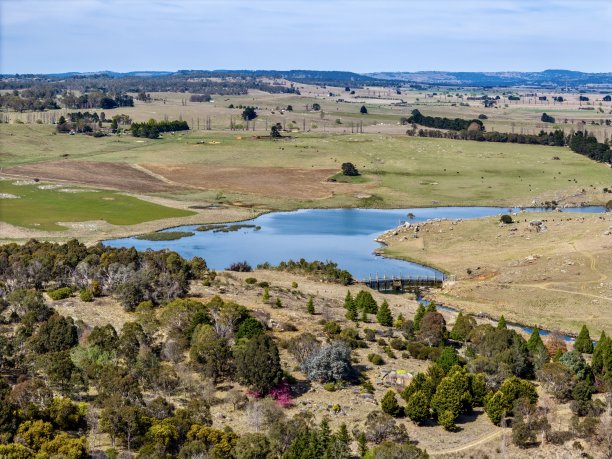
[104,206,606,280]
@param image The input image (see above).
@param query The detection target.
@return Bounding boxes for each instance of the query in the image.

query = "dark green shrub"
[383,346,396,359]
[323,382,336,391]
[390,338,407,351]
[381,390,402,417]
[235,318,265,340]
[364,328,376,342]
[49,287,72,301]
[324,321,341,336]
[368,353,384,365]
[500,214,513,224]
[245,277,257,285]
[79,290,93,302]
[361,380,375,393]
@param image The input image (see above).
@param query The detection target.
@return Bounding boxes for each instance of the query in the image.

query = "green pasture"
[1,124,610,210]
[0,180,194,231]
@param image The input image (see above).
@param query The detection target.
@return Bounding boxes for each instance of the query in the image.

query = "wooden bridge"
[360,273,445,292]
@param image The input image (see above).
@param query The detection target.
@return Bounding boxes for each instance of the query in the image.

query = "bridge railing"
[360,274,445,291]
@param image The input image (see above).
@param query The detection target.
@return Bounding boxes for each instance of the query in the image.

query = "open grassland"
[2,124,610,213]
[380,212,612,336]
[5,83,610,140]
[0,179,195,231]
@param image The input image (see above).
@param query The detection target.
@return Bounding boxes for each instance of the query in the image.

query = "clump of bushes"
[258,259,352,285]
[341,162,360,176]
[500,214,513,224]
[227,261,252,272]
[49,287,72,300]
[79,290,94,302]
[364,328,377,342]
[368,353,384,365]
[390,338,407,351]
[323,382,336,392]
[245,277,257,285]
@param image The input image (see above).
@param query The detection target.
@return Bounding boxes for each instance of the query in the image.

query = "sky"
[1,0,611,74]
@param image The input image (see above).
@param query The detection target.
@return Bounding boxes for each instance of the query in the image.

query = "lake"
[104,206,606,280]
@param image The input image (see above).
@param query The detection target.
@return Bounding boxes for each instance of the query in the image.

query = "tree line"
[406,109,484,131]
[407,127,611,163]
[131,119,190,139]
[0,72,298,97]
[0,88,60,112]
[61,91,134,110]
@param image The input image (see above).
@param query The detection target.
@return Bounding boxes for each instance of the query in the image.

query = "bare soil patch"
[50,295,133,330]
[143,164,368,199]
[4,161,181,193]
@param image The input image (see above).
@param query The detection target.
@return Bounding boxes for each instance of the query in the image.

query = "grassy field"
[2,125,611,208]
[0,179,194,231]
[5,83,610,140]
[380,212,612,336]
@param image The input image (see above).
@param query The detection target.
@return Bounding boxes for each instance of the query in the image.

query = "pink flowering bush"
[269,381,293,407]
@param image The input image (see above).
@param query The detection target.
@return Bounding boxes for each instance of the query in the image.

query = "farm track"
[428,429,504,456]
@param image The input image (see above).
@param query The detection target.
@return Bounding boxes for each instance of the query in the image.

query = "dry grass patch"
[143,164,369,199]
[5,160,181,193]
[381,212,612,335]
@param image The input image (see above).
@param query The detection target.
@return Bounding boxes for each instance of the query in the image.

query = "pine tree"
[307,297,315,315]
[344,291,354,310]
[337,424,350,445]
[574,325,594,354]
[395,313,405,329]
[405,390,430,424]
[497,315,507,330]
[330,423,351,459]
[376,300,393,327]
[361,310,368,323]
[592,332,610,375]
[450,311,476,342]
[319,418,331,452]
[425,301,437,313]
[527,326,545,352]
[527,326,549,368]
[414,303,426,331]
[345,301,358,322]
[431,369,470,431]
[380,390,401,417]
[355,290,378,314]
[235,334,282,394]
[262,287,270,303]
[485,390,506,425]
[357,432,367,458]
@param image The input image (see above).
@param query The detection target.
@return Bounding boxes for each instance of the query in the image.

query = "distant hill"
[3,69,611,89]
[366,69,612,87]
[34,69,379,86]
